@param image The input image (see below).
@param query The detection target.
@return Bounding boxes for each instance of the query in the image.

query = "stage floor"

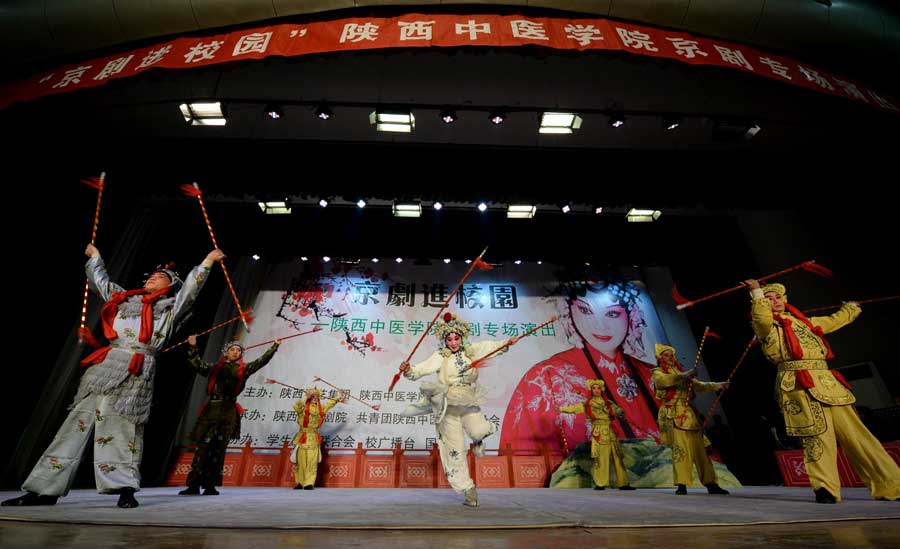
[1,487,897,530]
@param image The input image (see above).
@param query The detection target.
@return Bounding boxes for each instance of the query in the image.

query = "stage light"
[393,202,421,217]
[315,103,333,120]
[258,201,290,214]
[626,208,662,222]
[539,112,583,134]
[265,105,283,120]
[179,101,226,126]
[370,109,415,133]
[508,205,536,219]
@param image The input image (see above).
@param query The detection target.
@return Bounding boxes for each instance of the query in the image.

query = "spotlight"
[664,116,681,131]
[265,105,283,120]
[609,114,626,128]
[315,103,333,120]
[357,199,367,209]
[433,201,443,210]
[372,258,379,263]
[489,110,506,125]
[440,110,457,124]
[514,260,522,265]
[561,204,571,214]
[443,258,451,264]
[319,199,328,208]
[300,256,308,261]
[477,202,488,212]
[323,256,331,263]
[395,257,403,263]
[252,254,260,261]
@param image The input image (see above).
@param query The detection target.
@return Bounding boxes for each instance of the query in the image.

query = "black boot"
[675,484,687,495]
[1,492,58,506]
[593,486,605,490]
[202,487,219,496]
[815,488,837,504]
[116,488,139,509]
[706,484,730,495]
[303,485,314,490]
[178,486,200,496]
[294,483,304,490]
[619,485,636,491]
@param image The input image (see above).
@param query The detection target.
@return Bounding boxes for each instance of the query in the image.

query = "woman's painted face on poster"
[570,290,629,356]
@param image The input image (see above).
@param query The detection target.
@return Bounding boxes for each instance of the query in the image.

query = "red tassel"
[80,176,104,190]
[750,338,761,347]
[78,327,102,348]
[671,283,691,305]
[388,371,402,392]
[264,378,278,384]
[470,357,496,369]
[706,330,723,340]
[800,261,834,278]
[795,370,815,389]
[473,257,494,271]
[179,183,202,198]
[241,309,255,326]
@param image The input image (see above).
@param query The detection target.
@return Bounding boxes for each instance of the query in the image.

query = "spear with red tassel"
[264,378,304,393]
[313,376,380,410]
[672,260,834,311]
[77,173,106,348]
[160,309,256,353]
[802,295,899,315]
[388,247,493,391]
[700,336,759,431]
[468,316,558,369]
[179,182,250,332]
[263,377,380,411]
[242,326,322,351]
[688,326,715,374]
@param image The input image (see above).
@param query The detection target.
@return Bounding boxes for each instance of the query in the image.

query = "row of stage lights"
[249,255,602,267]
[257,199,662,222]
[178,101,719,135]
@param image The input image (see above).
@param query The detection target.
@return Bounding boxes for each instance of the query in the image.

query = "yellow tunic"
[651,367,720,447]
[560,398,630,487]
[292,397,339,487]
[652,366,722,486]
[750,297,859,437]
[750,292,899,501]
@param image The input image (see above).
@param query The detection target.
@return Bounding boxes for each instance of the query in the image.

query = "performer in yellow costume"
[746,279,900,503]
[558,379,636,491]
[292,387,347,490]
[652,343,730,495]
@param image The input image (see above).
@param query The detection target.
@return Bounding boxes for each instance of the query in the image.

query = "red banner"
[1,13,897,113]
